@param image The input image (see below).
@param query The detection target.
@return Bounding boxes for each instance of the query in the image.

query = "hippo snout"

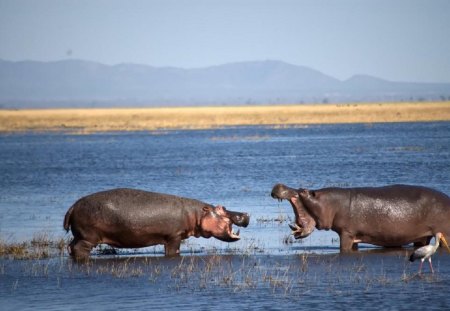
[271,183,298,200]
[232,213,250,228]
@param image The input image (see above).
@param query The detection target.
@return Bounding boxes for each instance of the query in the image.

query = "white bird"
[409,232,450,274]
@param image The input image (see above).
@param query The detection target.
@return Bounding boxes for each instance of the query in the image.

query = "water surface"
[1,122,449,309]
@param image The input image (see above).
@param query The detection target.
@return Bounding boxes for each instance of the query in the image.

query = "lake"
[1,122,450,310]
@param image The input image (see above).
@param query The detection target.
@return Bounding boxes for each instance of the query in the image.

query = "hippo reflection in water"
[271,183,450,252]
[64,188,250,260]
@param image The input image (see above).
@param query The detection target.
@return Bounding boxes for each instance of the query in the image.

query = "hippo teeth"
[289,223,302,234]
[231,229,240,239]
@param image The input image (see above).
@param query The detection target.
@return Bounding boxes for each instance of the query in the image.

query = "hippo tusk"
[289,222,302,233]
[230,228,240,239]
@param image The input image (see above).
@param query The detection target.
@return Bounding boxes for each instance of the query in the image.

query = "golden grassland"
[0,101,449,133]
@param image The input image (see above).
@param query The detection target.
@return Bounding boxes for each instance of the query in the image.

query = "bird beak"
[440,235,450,252]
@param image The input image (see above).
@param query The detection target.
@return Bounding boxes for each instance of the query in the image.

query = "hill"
[1,59,449,108]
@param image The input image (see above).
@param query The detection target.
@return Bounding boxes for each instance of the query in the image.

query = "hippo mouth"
[224,213,248,241]
[213,206,249,242]
[207,205,250,242]
[288,222,309,239]
[217,224,241,242]
[229,226,241,241]
[271,183,316,239]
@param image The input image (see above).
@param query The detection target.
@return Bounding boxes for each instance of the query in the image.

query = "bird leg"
[428,258,434,274]
[418,260,424,274]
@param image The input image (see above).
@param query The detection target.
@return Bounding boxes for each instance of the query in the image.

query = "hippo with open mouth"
[271,184,317,240]
[64,188,250,260]
[272,183,450,252]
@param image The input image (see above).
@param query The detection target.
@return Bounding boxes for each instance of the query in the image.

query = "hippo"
[64,188,250,260]
[271,183,450,252]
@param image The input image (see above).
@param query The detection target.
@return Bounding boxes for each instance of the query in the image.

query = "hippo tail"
[63,205,75,233]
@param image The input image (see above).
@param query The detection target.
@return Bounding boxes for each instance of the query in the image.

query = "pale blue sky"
[1,0,449,82]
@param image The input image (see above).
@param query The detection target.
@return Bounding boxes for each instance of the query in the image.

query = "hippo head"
[271,183,316,239]
[199,205,250,242]
[221,206,250,228]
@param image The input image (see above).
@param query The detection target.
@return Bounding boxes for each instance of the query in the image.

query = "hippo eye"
[311,191,316,197]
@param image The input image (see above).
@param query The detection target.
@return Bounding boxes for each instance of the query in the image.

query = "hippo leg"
[164,237,182,257]
[69,238,95,261]
[339,233,355,252]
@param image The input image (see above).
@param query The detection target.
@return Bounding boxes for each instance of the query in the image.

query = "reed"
[1,233,445,296]
[1,101,449,133]
[0,234,66,260]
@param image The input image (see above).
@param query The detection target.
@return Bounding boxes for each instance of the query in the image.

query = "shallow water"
[1,122,450,309]
[2,251,450,310]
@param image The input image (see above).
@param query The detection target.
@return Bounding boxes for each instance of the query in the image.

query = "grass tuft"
[0,234,67,260]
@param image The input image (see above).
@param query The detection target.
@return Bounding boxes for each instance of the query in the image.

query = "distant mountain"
[0,59,449,108]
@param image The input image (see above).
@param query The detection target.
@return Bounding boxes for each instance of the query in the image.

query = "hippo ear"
[202,206,213,215]
[301,189,315,198]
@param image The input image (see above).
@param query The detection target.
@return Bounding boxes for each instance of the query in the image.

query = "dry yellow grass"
[0,101,449,133]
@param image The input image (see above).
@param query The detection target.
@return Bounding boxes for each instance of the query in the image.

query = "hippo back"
[345,185,450,246]
[66,188,208,247]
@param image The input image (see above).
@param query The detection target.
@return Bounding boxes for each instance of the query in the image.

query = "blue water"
[1,122,449,246]
[1,122,450,310]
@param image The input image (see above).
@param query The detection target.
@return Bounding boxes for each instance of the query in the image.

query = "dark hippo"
[271,183,450,252]
[64,188,250,260]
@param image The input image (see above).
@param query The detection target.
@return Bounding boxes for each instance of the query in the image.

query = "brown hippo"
[271,183,450,252]
[64,188,250,260]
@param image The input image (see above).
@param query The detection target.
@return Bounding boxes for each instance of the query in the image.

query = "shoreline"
[1,101,449,133]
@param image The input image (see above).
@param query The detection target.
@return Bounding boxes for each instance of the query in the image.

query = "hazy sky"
[1,0,450,82]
